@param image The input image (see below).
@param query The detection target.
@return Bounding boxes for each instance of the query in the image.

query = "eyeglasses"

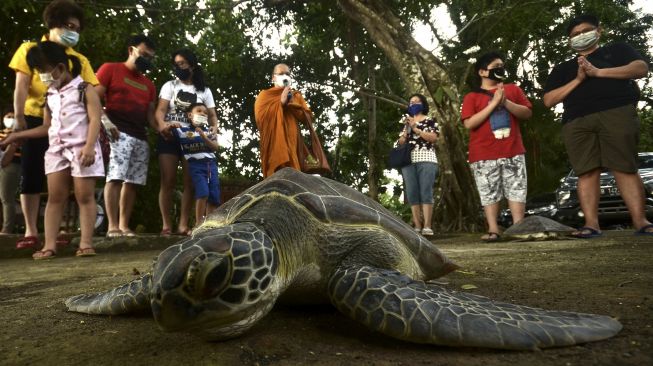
[274,72,291,76]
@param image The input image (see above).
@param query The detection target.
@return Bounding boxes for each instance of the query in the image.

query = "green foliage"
[377,192,412,223]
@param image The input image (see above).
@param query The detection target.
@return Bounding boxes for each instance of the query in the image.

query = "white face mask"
[191,113,208,126]
[274,74,291,88]
[570,29,600,51]
[39,72,55,86]
[3,117,15,129]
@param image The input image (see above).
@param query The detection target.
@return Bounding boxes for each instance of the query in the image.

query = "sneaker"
[421,228,434,236]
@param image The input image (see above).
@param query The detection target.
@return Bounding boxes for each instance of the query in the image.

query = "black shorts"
[20,116,48,194]
[562,104,640,175]
[156,133,182,156]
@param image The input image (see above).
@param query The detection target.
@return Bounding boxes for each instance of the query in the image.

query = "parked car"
[498,192,558,228]
[555,152,653,226]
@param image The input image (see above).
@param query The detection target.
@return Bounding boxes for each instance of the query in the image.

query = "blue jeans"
[402,162,438,205]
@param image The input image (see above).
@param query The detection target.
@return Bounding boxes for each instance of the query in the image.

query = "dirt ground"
[0,231,651,366]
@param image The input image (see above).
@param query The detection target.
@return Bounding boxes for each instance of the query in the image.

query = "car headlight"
[557,190,571,207]
[528,204,556,215]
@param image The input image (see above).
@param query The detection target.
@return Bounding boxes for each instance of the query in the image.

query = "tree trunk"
[366,64,379,200]
[337,0,484,231]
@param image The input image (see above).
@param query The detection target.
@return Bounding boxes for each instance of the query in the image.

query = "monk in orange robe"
[254,64,310,178]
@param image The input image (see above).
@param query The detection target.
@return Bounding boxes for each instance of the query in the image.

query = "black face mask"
[487,67,507,82]
[135,57,152,73]
[174,66,191,81]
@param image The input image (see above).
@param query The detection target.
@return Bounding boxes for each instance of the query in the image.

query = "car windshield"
[639,155,653,169]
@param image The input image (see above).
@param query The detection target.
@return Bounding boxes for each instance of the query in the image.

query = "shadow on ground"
[0,231,651,366]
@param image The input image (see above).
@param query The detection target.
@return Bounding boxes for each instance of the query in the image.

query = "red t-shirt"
[460,83,531,163]
[96,62,156,140]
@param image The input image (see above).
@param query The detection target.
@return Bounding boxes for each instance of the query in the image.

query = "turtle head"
[150,222,279,339]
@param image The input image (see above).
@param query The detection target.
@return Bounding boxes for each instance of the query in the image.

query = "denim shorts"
[401,162,438,205]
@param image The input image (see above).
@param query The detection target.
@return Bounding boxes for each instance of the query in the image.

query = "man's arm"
[543,61,586,108]
[581,58,648,79]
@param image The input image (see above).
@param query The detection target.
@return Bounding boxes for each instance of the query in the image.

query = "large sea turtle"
[66,168,621,350]
[503,216,576,241]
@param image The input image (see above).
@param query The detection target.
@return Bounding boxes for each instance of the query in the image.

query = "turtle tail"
[328,266,622,350]
[65,274,152,315]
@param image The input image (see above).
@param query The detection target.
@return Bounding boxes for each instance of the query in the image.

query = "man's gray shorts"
[470,154,527,206]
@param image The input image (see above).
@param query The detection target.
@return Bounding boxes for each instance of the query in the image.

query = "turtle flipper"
[65,274,152,315]
[328,266,621,350]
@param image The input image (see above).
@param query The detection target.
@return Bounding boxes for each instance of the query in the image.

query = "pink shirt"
[47,75,90,151]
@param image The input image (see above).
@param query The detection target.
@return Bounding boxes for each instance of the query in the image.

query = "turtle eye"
[185,253,232,300]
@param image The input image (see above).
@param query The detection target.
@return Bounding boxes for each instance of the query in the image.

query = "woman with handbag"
[397,93,440,236]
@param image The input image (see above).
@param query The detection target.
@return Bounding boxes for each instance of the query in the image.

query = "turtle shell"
[206,168,457,279]
[504,215,575,237]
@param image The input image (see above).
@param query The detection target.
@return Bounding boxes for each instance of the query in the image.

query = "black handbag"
[388,142,413,169]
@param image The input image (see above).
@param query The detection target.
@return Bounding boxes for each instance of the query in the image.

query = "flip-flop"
[571,226,602,239]
[634,224,653,236]
[121,230,137,237]
[33,249,56,260]
[16,236,40,250]
[482,232,501,242]
[160,229,172,237]
[76,247,97,257]
[106,230,123,238]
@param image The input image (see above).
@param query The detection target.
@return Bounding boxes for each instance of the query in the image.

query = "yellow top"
[8,36,99,118]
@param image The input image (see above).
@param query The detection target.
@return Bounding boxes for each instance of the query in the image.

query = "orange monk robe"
[254,86,310,178]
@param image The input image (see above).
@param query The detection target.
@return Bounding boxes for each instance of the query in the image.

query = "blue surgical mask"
[59,29,79,47]
[407,103,424,117]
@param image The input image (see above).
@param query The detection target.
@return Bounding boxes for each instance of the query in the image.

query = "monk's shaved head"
[273,63,290,75]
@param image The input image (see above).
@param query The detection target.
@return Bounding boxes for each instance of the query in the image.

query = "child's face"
[38,63,66,88]
[189,106,209,127]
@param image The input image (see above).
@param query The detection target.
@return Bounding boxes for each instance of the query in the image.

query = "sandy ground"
[0,231,651,366]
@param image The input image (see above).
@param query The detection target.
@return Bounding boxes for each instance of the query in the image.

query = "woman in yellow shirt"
[8,0,99,250]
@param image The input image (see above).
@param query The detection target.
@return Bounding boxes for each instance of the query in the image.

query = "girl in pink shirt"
[3,41,103,259]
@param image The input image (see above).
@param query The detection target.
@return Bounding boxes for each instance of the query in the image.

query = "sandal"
[106,229,123,238]
[121,230,137,237]
[174,229,192,236]
[481,232,501,242]
[76,247,97,257]
[17,236,40,250]
[570,226,602,239]
[421,228,434,236]
[160,228,172,237]
[33,249,56,260]
[634,224,653,236]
